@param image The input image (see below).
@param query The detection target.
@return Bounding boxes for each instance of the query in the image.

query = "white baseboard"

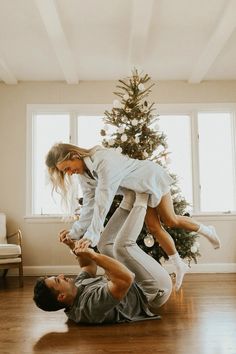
[163,263,236,273]
[5,263,236,276]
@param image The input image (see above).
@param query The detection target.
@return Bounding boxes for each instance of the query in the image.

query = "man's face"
[45,274,76,302]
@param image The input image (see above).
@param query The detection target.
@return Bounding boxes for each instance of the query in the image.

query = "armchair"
[0,213,23,287]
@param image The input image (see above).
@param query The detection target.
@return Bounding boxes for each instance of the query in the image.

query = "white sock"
[169,252,189,291]
[197,224,221,249]
[134,193,149,208]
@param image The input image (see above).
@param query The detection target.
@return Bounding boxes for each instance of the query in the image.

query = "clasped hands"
[59,230,93,257]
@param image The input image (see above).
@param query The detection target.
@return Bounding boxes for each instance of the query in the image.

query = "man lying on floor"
[33,192,172,324]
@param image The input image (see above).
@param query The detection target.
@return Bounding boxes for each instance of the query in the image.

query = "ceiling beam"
[128,0,154,71]
[189,0,236,83]
[35,0,79,84]
[0,55,17,84]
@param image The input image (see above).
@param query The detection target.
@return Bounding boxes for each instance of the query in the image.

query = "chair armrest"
[7,229,22,246]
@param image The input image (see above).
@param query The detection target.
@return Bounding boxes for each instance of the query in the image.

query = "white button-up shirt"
[69,148,173,246]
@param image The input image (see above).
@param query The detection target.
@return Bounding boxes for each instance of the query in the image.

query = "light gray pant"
[97,193,172,310]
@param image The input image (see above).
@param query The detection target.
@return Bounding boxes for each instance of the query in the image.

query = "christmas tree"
[100,69,200,265]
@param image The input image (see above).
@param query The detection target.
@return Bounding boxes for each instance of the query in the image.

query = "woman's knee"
[161,215,180,228]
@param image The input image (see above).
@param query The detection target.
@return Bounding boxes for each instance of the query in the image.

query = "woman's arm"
[82,158,125,246]
[69,177,96,239]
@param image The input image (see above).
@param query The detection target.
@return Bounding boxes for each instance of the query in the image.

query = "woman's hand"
[58,229,75,250]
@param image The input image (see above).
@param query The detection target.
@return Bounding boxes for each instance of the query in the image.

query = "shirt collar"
[83,156,94,173]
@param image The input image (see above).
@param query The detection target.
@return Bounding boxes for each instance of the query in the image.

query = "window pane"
[158,115,193,208]
[76,115,105,199]
[198,113,234,212]
[77,116,104,148]
[33,114,70,214]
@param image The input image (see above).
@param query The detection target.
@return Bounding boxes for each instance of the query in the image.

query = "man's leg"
[97,190,135,258]
[114,193,172,309]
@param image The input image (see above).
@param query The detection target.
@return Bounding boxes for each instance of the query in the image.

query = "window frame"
[26,103,236,222]
[26,104,110,221]
[157,103,236,217]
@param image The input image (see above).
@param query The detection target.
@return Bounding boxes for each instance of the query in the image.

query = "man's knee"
[97,239,113,258]
[113,239,134,260]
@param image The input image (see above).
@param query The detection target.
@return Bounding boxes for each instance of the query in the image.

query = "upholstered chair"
[0,213,23,287]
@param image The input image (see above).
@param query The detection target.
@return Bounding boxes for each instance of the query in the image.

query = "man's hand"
[58,230,75,250]
[72,239,97,276]
[73,239,95,259]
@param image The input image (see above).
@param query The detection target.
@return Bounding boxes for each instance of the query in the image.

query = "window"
[77,115,104,148]
[27,105,107,216]
[27,104,236,218]
[158,115,193,207]
[198,113,235,212]
[32,113,70,215]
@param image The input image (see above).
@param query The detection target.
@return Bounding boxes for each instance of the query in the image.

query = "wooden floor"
[0,274,236,354]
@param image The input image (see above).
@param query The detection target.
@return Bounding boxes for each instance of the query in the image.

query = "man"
[33,192,172,324]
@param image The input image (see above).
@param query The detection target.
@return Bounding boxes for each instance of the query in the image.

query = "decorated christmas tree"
[100,69,200,265]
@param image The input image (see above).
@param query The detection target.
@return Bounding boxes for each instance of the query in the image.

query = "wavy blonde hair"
[45,143,101,202]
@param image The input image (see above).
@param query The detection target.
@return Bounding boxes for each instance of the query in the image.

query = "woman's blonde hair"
[45,142,101,201]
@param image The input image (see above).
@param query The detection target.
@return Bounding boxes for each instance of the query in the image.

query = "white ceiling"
[0,0,236,84]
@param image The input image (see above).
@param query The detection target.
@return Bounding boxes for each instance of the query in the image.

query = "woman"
[46,143,220,290]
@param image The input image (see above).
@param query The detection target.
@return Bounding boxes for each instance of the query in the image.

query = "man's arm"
[73,239,135,301]
[59,230,97,277]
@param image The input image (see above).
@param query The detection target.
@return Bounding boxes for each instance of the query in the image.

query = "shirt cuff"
[69,228,84,240]
[83,231,100,247]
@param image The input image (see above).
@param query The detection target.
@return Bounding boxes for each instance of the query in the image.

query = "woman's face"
[56,158,86,176]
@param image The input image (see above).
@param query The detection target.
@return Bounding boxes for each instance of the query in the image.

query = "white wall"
[0,80,236,275]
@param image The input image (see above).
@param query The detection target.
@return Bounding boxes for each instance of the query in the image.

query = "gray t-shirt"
[65,272,160,324]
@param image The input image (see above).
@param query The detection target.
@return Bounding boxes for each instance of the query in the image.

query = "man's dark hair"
[33,277,65,312]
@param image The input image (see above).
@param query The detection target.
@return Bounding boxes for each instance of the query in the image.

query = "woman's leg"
[156,192,220,249]
[114,193,172,309]
[145,207,189,291]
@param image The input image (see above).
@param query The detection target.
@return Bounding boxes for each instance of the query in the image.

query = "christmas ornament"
[113,99,121,108]
[143,234,155,247]
[116,147,122,154]
[108,139,115,146]
[138,83,145,91]
[121,134,128,142]
[122,117,128,123]
[118,126,125,134]
[190,245,198,253]
[131,119,138,126]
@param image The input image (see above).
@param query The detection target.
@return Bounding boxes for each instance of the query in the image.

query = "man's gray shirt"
[65,272,160,324]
